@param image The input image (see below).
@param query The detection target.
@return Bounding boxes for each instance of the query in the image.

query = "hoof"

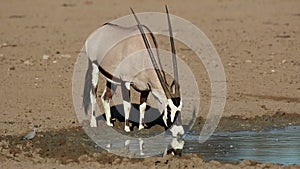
[106,122,113,127]
[90,118,97,127]
[138,125,144,130]
[124,126,130,132]
[90,122,97,128]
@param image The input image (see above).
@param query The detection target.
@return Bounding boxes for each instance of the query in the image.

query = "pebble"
[65,159,74,164]
[60,54,71,58]
[112,158,121,165]
[43,54,49,60]
[209,160,221,166]
[0,140,9,149]
[241,160,258,166]
[24,60,31,65]
[77,154,91,163]
[0,43,16,48]
[53,60,57,64]
[0,43,8,47]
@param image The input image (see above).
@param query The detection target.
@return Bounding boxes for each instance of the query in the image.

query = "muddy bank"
[1,113,300,168]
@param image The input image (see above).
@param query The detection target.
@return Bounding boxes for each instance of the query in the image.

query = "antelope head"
[131,6,184,136]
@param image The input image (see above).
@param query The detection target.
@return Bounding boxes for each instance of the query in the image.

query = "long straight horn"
[130,8,171,99]
[165,5,180,97]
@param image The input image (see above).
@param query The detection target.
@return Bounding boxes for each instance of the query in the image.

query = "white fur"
[139,102,147,130]
[89,63,99,127]
[102,76,121,85]
[167,99,182,123]
[90,90,97,127]
[101,88,113,127]
[123,100,131,132]
[125,82,131,90]
[91,63,99,87]
[170,137,184,150]
[163,105,168,127]
[139,138,145,155]
[170,125,184,137]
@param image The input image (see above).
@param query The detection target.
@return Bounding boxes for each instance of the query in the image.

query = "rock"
[0,43,17,48]
[10,147,22,157]
[241,160,251,166]
[0,140,9,149]
[112,158,121,165]
[209,160,221,166]
[241,160,258,166]
[78,154,91,163]
[60,54,71,58]
[64,159,75,164]
[24,60,32,65]
[43,54,49,60]
[0,43,8,47]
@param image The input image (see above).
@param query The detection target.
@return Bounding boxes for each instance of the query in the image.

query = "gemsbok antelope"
[83,6,184,137]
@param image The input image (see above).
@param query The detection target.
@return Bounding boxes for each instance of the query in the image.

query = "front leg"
[121,82,131,132]
[151,90,168,127]
[139,91,149,130]
[101,81,116,127]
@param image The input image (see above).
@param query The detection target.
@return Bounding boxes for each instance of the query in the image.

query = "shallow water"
[87,121,300,165]
[184,126,300,165]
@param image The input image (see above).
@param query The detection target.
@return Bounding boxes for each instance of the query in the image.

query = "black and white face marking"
[162,97,185,137]
[165,97,182,126]
[164,137,184,156]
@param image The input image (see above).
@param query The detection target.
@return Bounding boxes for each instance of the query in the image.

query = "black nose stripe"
[171,97,181,107]
[167,110,172,127]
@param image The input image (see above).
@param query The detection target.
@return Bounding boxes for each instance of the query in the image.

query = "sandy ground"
[0,0,299,168]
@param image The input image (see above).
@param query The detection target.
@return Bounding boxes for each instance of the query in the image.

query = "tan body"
[83,22,183,136]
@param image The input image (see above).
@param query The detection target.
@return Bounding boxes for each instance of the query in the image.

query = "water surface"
[184,126,300,165]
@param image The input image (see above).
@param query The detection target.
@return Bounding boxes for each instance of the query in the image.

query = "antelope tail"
[82,57,93,115]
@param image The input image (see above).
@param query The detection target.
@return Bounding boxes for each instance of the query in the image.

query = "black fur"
[171,97,181,107]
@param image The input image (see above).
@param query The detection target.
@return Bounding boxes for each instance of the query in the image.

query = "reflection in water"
[83,116,300,165]
[184,126,300,166]
[83,119,185,158]
[105,136,185,157]
[164,137,184,156]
